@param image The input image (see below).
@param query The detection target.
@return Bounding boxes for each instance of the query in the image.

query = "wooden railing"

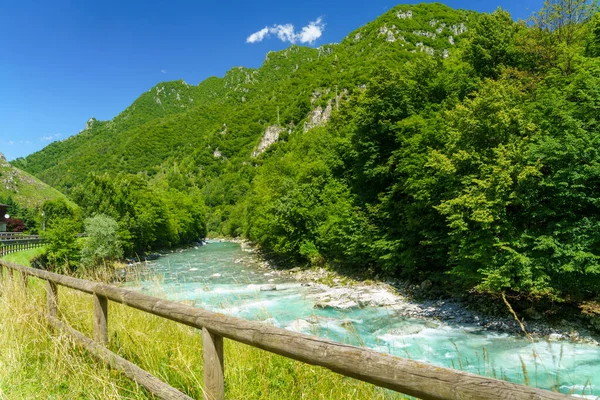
[0,236,45,257]
[0,260,569,400]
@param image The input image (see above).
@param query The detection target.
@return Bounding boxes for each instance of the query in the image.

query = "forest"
[11,0,600,305]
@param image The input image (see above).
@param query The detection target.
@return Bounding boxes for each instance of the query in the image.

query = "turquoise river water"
[128,241,600,397]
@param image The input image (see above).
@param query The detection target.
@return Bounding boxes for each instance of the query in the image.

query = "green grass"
[1,247,46,267]
[0,254,406,399]
[0,159,73,209]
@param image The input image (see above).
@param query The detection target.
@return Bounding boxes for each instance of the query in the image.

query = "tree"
[41,219,81,273]
[7,217,26,232]
[80,214,123,269]
[527,0,598,74]
[465,8,520,79]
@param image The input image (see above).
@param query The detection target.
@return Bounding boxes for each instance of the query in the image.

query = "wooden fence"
[0,236,45,257]
[0,260,570,400]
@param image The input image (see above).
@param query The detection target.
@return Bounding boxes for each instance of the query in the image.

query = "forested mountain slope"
[13,3,474,190]
[13,1,600,308]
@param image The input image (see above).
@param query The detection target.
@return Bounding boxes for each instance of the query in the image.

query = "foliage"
[71,172,206,255]
[11,3,600,304]
[40,218,81,273]
[80,214,123,269]
[6,217,26,232]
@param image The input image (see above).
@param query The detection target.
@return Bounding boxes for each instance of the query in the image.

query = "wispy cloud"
[247,27,270,44]
[41,134,61,142]
[8,140,13,145]
[161,69,167,74]
[246,17,325,45]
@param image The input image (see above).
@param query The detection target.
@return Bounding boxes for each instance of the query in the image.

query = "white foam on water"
[376,334,413,349]
[286,319,312,333]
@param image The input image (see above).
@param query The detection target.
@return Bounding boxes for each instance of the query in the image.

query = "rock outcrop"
[252,125,285,157]
[303,101,333,132]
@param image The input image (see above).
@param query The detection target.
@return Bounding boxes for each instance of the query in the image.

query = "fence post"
[47,281,58,317]
[202,327,224,400]
[93,293,108,346]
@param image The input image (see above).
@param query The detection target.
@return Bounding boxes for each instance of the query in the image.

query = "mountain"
[11,1,600,307]
[0,152,71,209]
[12,3,475,191]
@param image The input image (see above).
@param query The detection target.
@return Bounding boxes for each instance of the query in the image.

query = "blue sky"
[0,0,544,161]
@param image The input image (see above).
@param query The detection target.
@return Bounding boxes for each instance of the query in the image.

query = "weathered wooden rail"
[0,235,45,257]
[0,259,570,400]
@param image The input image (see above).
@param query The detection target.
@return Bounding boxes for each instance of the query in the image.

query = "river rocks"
[307,286,408,311]
[314,299,359,310]
[547,333,565,342]
[260,284,277,291]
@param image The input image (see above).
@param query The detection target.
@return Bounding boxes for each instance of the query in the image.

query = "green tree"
[465,8,520,79]
[527,0,597,74]
[80,214,123,269]
[41,219,81,273]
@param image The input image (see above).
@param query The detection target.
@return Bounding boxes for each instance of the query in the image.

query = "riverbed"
[126,241,600,397]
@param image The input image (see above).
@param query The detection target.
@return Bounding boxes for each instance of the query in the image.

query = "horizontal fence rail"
[0,259,570,400]
[0,237,45,257]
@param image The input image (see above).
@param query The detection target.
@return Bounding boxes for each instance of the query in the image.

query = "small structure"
[0,204,8,232]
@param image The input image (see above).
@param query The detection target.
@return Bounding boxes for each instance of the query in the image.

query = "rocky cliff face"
[253,125,286,157]
[304,101,333,132]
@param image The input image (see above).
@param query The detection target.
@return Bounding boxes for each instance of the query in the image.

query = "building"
[0,204,8,232]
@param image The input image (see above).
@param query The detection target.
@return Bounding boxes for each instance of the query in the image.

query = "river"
[127,241,600,397]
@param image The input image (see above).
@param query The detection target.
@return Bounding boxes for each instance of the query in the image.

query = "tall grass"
[0,266,405,399]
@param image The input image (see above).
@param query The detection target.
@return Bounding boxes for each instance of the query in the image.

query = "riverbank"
[0,249,406,399]
[230,239,600,346]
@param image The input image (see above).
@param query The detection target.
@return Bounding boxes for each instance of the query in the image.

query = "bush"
[80,214,123,269]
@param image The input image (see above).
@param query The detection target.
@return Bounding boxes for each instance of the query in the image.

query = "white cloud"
[246,17,325,45]
[161,69,167,74]
[272,24,295,42]
[297,18,324,43]
[8,140,13,145]
[246,27,270,44]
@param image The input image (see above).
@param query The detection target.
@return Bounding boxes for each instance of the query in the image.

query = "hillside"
[0,152,71,209]
[12,3,475,191]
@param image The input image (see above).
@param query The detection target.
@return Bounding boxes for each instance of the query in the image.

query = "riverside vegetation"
[8,1,600,329]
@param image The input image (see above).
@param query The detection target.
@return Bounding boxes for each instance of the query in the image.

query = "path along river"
[127,241,600,397]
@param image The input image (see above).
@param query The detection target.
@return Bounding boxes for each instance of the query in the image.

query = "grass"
[1,247,46,266]
[0,159,74,209]
[0,253,406,399]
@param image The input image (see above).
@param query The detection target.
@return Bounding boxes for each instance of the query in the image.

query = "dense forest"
[12,1,600,305]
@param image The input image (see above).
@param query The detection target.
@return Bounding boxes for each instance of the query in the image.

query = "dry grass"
[0,266,405,399]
